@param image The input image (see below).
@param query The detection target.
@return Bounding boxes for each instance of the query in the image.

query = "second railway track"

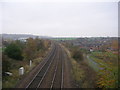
[50,45,64,89]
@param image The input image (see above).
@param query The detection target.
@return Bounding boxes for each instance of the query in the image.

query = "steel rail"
[26,44,57,88]
[61,47,64,89]
[37,45,60,88]
[50,45,64,89]
[36,45,59,88]
[50,46,60,89]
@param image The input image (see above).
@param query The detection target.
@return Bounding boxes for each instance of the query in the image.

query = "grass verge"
[61,45,97,88]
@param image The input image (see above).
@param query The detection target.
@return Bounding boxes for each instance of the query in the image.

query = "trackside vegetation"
[5,43,23,60]
[89,51,118,88]
[2,37,51,88]
[62,44,97,88]
[62,41,118,88]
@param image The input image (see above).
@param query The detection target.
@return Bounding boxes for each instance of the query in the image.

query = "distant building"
[90,48,93,52]
[17,38,27,42]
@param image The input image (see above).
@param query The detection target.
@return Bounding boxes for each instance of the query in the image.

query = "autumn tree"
[97,63,118,88]
[43,40,50,50]
[23,38,37,60]
[23,37,51,60]
[111,40,118,50]
[35,37,45,51]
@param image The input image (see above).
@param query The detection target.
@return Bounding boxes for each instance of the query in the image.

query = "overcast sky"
[0,0,118,37]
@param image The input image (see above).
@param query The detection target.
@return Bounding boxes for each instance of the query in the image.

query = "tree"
[111,40,118,50]
[23,37,50,60]
[23,38,37,60]
[5,43,23,60]
[14,40,25,49]
[35,37,45,51]
[72,47,83,61]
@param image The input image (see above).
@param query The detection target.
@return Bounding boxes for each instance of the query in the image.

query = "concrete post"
[30,60,32,67]
[19,67,24,75]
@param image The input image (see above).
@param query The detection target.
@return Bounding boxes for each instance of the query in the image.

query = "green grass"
[0,48,2,52]
[88,51,118,72]
[89,51,118,88]
[91,51,117,60]
[86,55,100,72]
[71,59,85,82]
[3,69,19,88]
[2,57,43,88]
[2,50,49,88]
[90,51,118,65]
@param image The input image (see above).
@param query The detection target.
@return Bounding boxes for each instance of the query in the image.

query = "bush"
[72,49,83,61]
[2,55,11,72]
[5,43,23,60]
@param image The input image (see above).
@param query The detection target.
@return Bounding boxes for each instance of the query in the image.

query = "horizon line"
[1,33,118,38]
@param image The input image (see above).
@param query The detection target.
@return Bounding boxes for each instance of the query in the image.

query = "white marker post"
[30,60,32,67]
[19,67,24,75]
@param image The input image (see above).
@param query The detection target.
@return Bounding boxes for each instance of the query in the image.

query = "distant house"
[17,38,27,42]
[90,48,93,52]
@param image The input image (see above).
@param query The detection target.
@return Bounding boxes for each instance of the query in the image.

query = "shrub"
[72,49,83,61]
[5,43,23,60]
[2,55,11,72]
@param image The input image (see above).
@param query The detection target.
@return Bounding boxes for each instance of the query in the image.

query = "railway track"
[26,43,64,89]
[26,44,57,88]
[50,46,64,89]
[38,45,60,88]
